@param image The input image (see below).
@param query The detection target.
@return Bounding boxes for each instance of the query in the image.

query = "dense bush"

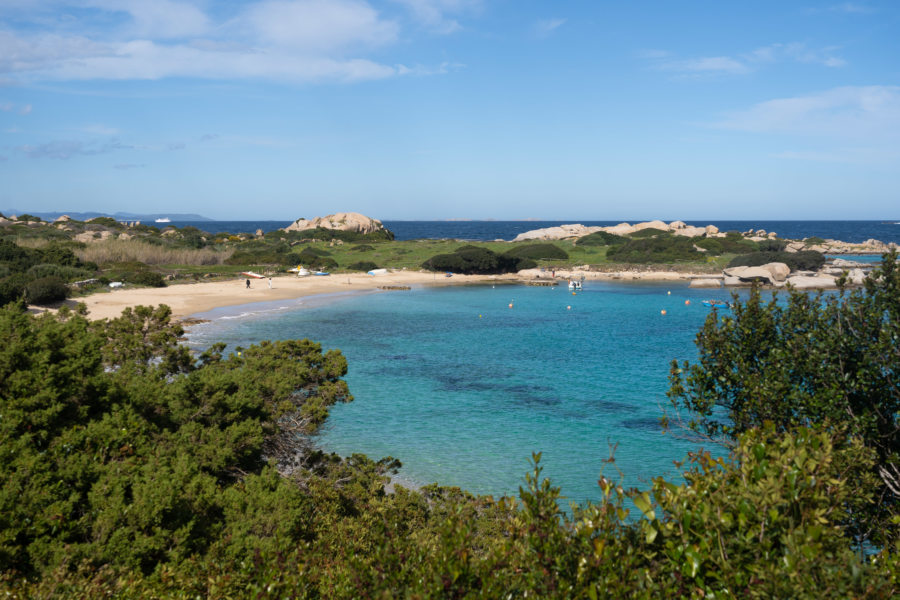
[606,236,703,263]
[422,246,524,274]
[346,261,379,272]
[125,271,167,287]
[695,236,758,255]
[350,244,375,252]
[757,238,788,252]
[23,275,69,304]
[627,227,670,238]
[575,231,628,246]
[727,250,825,271]
[284,227,394,243]
[669,252,900,545]
[296,246,332,258]
[502,243,568,260]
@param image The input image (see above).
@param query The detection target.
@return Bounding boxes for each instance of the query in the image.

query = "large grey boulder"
[512,224,602,242]
[786,275,837,289]
[689,278,722,288]
[761,262,790,282]
[283,212,386,235]
[723,266,777,285]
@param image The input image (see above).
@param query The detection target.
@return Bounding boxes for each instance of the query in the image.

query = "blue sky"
[1,1,898,220]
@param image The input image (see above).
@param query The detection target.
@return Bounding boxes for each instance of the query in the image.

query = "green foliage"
[575,231,628,246]
[284,227,394,242]
[15,214,44,223]
[346,261,379,272]
[124,271,167,287]
[0,304,352,578]
[805,236,826,245]
[87,216,118,227]
[628,227,671,238]
[727,250,825,271]
[350,244,375,252]
[23,276,68,304]
[422,245,521,274]
[758,238,789,252]
[606,235,703,263]
[502,243,569,260]
[669,251,900,545]
[695,236,758,255]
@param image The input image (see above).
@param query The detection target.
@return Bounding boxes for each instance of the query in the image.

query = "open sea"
[162,219,900,245]
[186,282,750,504]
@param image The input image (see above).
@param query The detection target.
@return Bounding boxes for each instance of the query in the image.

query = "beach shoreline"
[69,269,709,322]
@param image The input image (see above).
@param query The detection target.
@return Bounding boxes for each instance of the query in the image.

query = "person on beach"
[268,277,272,289]
[246,279,250,289]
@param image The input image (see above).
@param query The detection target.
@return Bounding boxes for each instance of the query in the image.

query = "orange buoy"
[567,305,571,310]
[508,303,513,308]
[685,300,691,305]
[661,310,667,315]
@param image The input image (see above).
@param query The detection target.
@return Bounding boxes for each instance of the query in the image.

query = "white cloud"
[82,0,211,38]
[19,104,32,115]
[0,0,451,84]
[715,86,900,140]
[828,3,874,14]
[0,102,13,111]
[534,18,566,39]
[18,138,133,159]
[391,0,481,34]
[647,42,847,77]
[246,0,398,51]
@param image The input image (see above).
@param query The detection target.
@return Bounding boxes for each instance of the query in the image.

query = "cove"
[186,282,739,504]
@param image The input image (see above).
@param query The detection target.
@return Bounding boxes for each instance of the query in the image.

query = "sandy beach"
[74,271,520,321]
[69,268,709,322]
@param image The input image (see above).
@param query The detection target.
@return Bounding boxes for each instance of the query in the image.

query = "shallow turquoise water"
[187,282,736,504]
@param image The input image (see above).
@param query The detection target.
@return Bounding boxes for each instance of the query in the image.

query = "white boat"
[241,270,266,279]
[288,266,310,277]
[568,280,583,291]
[155,217,171,223]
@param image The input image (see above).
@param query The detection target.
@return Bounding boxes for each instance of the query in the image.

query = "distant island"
[1,209,214,222]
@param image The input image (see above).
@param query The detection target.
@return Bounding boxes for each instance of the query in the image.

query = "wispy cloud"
[199,133,219,141]
[713,85,900,139]
[0,101,32,114]
[0,0,457,84]
[827,3,875,14]
[18,138,133,159]
[114,162,145,169]
[534,18,566,39]
[166,142,186,151]
[645,42,847,77]
[391,0,482,34]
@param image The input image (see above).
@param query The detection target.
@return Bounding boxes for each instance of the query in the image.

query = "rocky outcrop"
[512,220,728,242]
[283,212,386,235]
[689,278,722,288]
[54,215,71,222]
[74,230,114,243]
[512,224,604,242]
[723,266,779,286]
[785,275,838,289]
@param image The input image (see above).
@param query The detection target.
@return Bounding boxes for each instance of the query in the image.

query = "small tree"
[668,250,900,544]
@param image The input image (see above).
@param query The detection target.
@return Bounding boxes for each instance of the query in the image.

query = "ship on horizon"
[155,217,171,223]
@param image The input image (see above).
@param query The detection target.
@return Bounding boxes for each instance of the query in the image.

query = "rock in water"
[282,212,386,235]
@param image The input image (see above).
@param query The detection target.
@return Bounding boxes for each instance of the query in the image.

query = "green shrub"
[346,261,379,272]
[24,275,69,304]
[351,244,375,252]
[805,236,826,245]
[606,236,703,263]
[727,250,825,271]
[757,238,788,252]
[297,246,332,258]
[284,227,394,242]
[627,227,670,238]
[304,256,338,271]
[0,273,28,306]
[695,236,757,255]
[125,271,167,287]
[575,231,628,246]
[503,243,568,260]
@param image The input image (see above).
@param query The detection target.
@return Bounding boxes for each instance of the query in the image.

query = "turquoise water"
[187,283,737,504]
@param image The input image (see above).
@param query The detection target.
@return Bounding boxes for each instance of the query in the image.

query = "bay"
[187,282,741,503]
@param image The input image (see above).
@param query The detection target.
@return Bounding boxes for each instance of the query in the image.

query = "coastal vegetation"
[3,267,900,595]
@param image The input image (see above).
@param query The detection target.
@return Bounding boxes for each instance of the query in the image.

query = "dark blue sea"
[164,220,900,244]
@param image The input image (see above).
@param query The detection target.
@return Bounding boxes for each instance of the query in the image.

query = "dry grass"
[15,237,51,249]
[76,240,233,266]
